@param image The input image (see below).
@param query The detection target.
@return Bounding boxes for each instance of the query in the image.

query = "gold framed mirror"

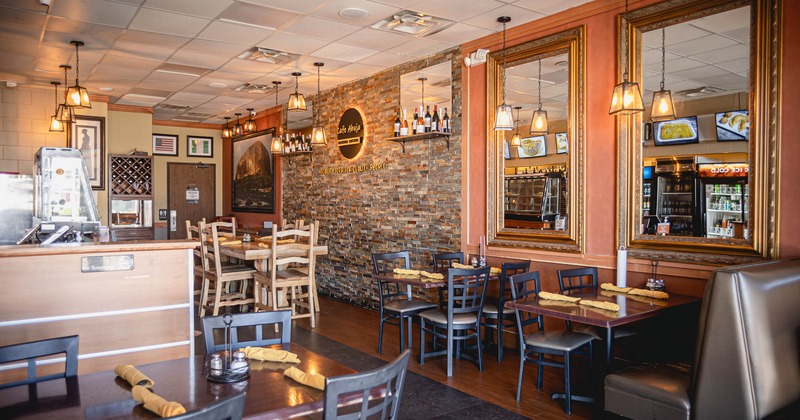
[487,27,585,252]
[617,0,781,263]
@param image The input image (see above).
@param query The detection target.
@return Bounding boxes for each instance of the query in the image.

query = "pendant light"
[56,65,75,123]
[609,0,644,115]
[233,113,244,136]
[244,108,257,132]
[650,27,676,121]
[530,60,549,134]
[311,62,327,145]
[65,41,91,108]
[49,82,64,132]
[221,117,232,139]
[271,81,283,153]
[287,72,306,112]
[272,81,281,106]
[494,16,514,131]
[511,106,522,146]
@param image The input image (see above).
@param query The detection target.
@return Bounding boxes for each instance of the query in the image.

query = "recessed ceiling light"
[208,82,228,88]
[339,8,368,19]
[555,60,568,66]
[99,87,114,92]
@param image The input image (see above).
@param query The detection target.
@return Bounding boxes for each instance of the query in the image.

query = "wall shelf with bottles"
[387,131,451,154]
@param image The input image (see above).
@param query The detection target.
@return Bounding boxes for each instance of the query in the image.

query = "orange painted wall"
[778,0,800,258]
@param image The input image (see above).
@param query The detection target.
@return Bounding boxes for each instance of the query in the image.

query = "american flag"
[154,136,175,153]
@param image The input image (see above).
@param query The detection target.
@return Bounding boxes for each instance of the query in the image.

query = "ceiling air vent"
[371,10,455,36]
[155,104,191,111]
[238,47,298,64]
[235,82,271,94]
[676,86,725,97]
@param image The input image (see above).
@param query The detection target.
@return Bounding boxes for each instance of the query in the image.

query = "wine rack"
[110,155,153,197]
[108,154,154,240]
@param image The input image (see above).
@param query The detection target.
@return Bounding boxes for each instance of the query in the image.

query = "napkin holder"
[204,313,250,384]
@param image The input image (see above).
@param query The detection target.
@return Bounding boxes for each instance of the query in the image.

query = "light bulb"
[534,116,544,130]
[623,91,634,106]
[70,91,81,104]
[315,130,324,142]
[658,98,669,113]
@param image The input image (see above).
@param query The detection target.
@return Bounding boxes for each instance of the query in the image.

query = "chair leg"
[212,280,224,316]
[199,275,210,317]
[476,327,484,371]
[516,353,526,401]
[407,316,413,350]
[377,310,385,355]
[398,314,405,353]
[446,327,454,377]
[308,282,316,328]
[497,316,504,362]
[537,353,544,389]
[419,319,426,365]
[564,352,572,415]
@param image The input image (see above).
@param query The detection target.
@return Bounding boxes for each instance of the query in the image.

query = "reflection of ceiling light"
[235,82,271,93]
[208,82,227,88]
[677,86,724,97]
[555,60,568,66]
[99,87,114,92]
[339,8,368,19]
[372,10,455,36]
[238,47,297,64]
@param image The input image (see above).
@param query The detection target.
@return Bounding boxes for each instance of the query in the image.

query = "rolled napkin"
[284,367,326,390]
[258,236,272,241]
[490,267,502,275]
[420,271,444,280]
[393,268,420,275]
[579,299,620,312]
[131,385,186,417]
[601,283,632,293]
[628,288,669,299]
[239,346,300,363]
[114,364,154,387]
[538,291,581,303]
[451,262,474,269]
[538,299,579,308]
[258,242,270,248]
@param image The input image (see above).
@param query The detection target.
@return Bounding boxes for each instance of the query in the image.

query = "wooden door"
[168,162,215,239]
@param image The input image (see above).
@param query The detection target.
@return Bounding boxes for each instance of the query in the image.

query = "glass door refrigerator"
[697,163,748,238]
[642,165,655,217]
[654,159,698,236]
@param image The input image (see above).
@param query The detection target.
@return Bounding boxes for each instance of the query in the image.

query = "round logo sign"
[337,108,364,159]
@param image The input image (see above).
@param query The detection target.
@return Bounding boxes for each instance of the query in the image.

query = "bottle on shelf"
[393,109,401,137]
[416,108,425,134]
[431,104,439,132]
[412,108,419,134]
[442,107,450,133]
[400,109,409,136]
[424,105,432,132]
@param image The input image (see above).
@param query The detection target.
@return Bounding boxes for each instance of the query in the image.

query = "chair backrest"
[509,271,544,341]
[432,252,464,270]
[271,226,314,277]
[372,251,412,303]
[0,335,79,390]
[201,311,292,355]
[186,220,208,269]
[207,222,234,276]
[281,218,300,231]
[215,218,236,238]
[323,349,411,420]
[447,267,491,319]
[171,392,246,420]
[497,260,531,306]
[298,220,320,245]
[689,259,800,419]
[557,266,599,294]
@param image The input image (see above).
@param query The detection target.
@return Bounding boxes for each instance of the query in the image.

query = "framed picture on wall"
[504,140,511,159]
[555,132,568,154]
[153,133,179,156]
[187,135,213,157]
[69,115,105,190]
[517,136,546,158]
[232,129,276,214]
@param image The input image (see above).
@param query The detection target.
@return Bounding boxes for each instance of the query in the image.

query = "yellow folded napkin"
[223,240,241,245]
[538,299,579,308]
[258,236,272,241]
[628,288,669,299]
[393,268,420,275]
[420,271,444,280]
[579,299,620,312]
[114,364,154,388]
[490,267,502,275]
[284,367,326,390]
[538,291,581,303]
[131,385,185,417]
[600,283,632,293]
[239,346,300,363]
[276,239,296,244]
[451,262,474,269]
[258,242,270,248]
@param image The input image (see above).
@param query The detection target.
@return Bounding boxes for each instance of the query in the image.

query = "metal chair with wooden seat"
[171,393,245,420]
[199,222,256,316]
[481,260,530,362]
[253,226,316,328]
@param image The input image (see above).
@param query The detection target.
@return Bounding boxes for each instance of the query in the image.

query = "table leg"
[605,327,614,370]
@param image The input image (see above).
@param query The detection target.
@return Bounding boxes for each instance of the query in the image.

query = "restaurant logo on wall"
[337,107,364,159]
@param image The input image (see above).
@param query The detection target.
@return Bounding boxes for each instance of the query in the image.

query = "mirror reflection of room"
[399,62,452,135]
[639,6,749,240]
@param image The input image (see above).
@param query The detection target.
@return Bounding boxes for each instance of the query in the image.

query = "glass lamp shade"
[49,115,64,132]
[494,103,514,130]
[287,93,306,112]
[221,126,232,139]
[233,123,244,136]
[311,125,327,145]
[271,135,283,154]
[609,79,644,115]
[65,85,91,108]
[56,103,75,123]
[650,89,677,122]
[244,118,257,132]
[530,109,549,134]
[510,132,521,146]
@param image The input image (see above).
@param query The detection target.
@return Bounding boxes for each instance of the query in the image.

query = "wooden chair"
[0,335,79,389]
[199,222,256,316]
[171,393,245,420]
[253,227,316,328]
[201,310,292,355]
[481,260,530,362]
[323,349,410,420]
[296,220,321,312]
[186,219,208,314]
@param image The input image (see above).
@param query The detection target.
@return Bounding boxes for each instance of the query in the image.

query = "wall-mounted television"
[653,116,699,146]
[715,110,748,141]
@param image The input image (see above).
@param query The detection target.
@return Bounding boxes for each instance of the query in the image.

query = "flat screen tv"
[715,110,748,141]
[653,116,699,146]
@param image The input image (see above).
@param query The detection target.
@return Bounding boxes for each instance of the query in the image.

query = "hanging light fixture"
[530,60,549,134]
[56,65,75,123]
[272,81,281,106]
[287,72,306,112]
[494,16,514,130]
[221,117,232,139]
[609,0,644,115]
[650,27,676,121]
[244,108,257,132]
[271,81,283,153]
[511,106,522,146]
[49,82,64,132]
[233,113,244,136]
[65,41,91,108]
[311,62,327,145]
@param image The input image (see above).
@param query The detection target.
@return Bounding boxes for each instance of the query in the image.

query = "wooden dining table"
[218,240,328,273]
[0,343,353,419]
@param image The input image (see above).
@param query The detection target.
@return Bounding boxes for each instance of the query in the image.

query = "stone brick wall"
[282,47,462,309]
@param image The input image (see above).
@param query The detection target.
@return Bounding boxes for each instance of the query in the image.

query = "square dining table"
[0,343,353,419]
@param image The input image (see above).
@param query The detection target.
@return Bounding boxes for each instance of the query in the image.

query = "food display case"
[698,163,749,238]
[504,173,562,228]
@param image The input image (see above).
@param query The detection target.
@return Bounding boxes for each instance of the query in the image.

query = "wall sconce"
[650,27,676,121]
[287,72,306,112]
[609,0,644,115]
[244,108,257,132]
[49,82,64,132]
[494,16,514,130]
[65,40,91,108]
[311,62,327,145]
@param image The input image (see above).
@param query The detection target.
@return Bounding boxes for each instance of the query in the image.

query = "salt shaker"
[230,351,248,373]
[470,257,479,268]
[209,353,223,376]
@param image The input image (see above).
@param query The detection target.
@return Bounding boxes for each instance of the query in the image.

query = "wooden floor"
[298,297,593,419]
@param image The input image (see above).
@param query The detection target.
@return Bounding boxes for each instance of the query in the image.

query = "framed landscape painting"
[232,129,276,213]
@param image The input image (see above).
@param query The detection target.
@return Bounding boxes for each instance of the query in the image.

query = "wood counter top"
[0,239,196,257]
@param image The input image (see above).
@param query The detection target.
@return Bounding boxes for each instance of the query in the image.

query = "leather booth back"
[691,259,800,419]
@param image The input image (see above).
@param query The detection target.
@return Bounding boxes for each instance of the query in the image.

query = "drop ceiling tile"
[312,42,379,63]
[196,21,274,45]
[309,0,399,26]
[133,79,191,92]
[690,6,749,34]
[357,51,415,68]
[336,28,410,51]
[0,56,35,71]
[45,17,126,39]
[690,44,748,66]
[329,62,384,78]
[694,72,747,88]
[87,63,151,80]
[425,22,494,45]
[115,30,191,48]
[168,50,231,69]
[142,0,233,18]
[220,59,279,74]
[716,58,749,74]
[642,50,681,67]
[670,64,729,81]
[462,4,546,30]
[283,16,361,41]
[643,25,711,49]
[644,57,705,74]
[407,0,505,21]
[204,70,259,82]
[258,32,330,56]
[0,7,45,30]
[238,0,329,14]
[169,91,217,104]
[667,34,739,58]
[278,57,350,74]
[41,30,116,55]
[145,71,202,84]
[129,8,210,38]
[721,27,750,43]
[0,0,49,13]
[0,41,42,58]
[0,22,41,44]
[512,0,592,15]
[99,55,162,72]
[218,2,300,30]
[179,39,243,58]
[203,96,255,107]
[387,38,451,58]
[109,40,178,62]
[50,0,138,28]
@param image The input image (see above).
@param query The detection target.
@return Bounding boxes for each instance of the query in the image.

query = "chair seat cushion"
[524,330,594,352]
[573,323,638,340]
[482,303,515,316]
[384,299,437,314]
[419,309,477,325]
[604,365,691,420]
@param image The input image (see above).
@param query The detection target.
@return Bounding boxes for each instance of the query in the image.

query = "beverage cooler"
[642,166,655,217]
[653,159,698,236]
[697,163,748,238]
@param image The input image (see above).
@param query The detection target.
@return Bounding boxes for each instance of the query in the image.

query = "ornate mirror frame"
[617,0,781,263]
[487,26,585,252]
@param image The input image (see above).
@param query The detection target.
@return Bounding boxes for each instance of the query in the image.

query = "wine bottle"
[424,105,432,132]
[416,109,425,134]
[393,109,401,137]
[412,107,419,134]
[400,109,409,136]
[431,104,439,132]
[442,107,450,133]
